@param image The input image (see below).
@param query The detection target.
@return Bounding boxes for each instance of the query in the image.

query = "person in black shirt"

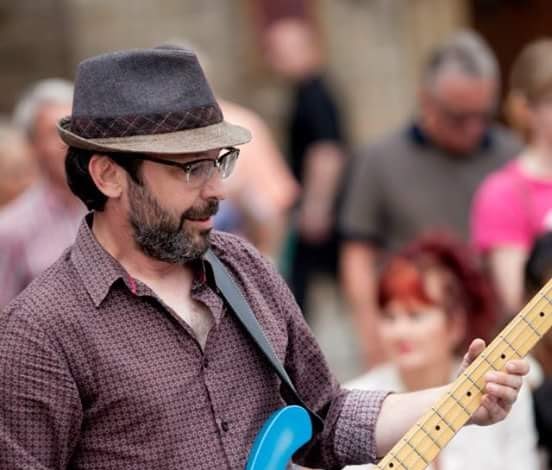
[264,17,347,314]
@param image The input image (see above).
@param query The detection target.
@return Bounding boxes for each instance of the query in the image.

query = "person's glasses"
[112,148,239,188]
[431,96,495,128]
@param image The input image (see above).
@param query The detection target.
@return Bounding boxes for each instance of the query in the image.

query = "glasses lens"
[184,149,239,186]
[218,149,238,179]
[186,161,213,186]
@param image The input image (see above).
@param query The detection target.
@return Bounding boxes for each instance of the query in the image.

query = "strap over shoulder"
[203,248,324,432]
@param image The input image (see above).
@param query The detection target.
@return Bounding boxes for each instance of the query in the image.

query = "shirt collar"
[407,121,495,152]
[71,213,131,307]
[71,213,219,307]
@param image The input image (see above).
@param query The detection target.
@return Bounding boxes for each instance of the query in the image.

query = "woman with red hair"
[344,233,539,470]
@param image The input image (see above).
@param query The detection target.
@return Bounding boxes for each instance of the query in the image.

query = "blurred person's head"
[505,39,552,147]
[376,233,497,384]
[418,31,499,155]
[262,17,322,81]
[13,79,73,190]
[0,120,36,206]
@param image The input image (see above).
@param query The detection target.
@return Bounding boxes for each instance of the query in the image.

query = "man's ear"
[88,154,125,199]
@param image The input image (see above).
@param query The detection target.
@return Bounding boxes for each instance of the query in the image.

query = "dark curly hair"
[378,231,498,351]
[65,147,143,211]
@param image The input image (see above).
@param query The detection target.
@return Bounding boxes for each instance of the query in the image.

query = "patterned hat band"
[70,104,223,139]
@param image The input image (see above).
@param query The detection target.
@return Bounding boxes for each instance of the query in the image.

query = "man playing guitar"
[0,46,529,469]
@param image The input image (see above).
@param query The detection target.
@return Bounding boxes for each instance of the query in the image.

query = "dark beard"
[127,178,219,265]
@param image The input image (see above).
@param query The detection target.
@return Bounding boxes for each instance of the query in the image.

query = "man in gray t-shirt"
[339,31,521,366]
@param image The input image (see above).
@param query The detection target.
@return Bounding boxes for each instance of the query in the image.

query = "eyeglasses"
[430,95,495,128]
[111,147,239,188]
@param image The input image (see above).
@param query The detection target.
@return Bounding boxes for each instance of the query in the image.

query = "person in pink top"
[471,39,552,317]
[0,79,85,308]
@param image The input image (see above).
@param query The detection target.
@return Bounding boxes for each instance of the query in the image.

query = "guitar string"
[377,285,552,470]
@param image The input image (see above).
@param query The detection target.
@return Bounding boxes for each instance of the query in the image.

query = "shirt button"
[221,421,229,432]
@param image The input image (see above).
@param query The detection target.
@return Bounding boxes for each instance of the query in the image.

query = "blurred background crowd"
[1,0,552,468]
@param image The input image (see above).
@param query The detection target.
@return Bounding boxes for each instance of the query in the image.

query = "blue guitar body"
[246,405,313,470]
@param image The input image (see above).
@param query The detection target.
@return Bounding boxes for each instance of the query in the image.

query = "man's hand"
[459,338,530,426]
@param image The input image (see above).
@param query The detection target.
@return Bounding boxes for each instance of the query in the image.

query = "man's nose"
[200,171,226,200]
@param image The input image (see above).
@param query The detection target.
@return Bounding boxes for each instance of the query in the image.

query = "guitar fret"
[480,353,495,369]
[449,392,471,416]
[499,335,521,358]
[416,424,442,450]
[462,372,482,392]
[521,315,541,338]
[404,438,429,465]
[389,451,408,470]
[431,407,455,433]
[540,292,552,305]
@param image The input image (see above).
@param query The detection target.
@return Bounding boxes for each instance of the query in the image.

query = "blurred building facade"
[0,0,467,147]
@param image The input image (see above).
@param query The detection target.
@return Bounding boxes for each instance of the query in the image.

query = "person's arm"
[470,166,529,317]
[0,307,83,469]
[374,339,529,458]
[486,246,528,316]
[298,141,346,243]
[340,240,386,366]
[339,144,388,367]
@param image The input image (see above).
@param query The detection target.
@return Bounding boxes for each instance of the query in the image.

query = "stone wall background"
[0,0,467,147]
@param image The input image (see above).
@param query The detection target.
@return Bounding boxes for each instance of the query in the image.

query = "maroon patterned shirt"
[0,216,388,469]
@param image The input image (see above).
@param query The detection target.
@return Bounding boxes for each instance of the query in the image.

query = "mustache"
[184,199,219,220]
[177,199,219,230]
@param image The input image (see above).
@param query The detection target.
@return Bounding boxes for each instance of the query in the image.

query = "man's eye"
[186,162,204,175]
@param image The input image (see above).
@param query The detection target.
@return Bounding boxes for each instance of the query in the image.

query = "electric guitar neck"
[375,278,552,470]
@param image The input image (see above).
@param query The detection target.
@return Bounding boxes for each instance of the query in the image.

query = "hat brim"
[57,116,252,154]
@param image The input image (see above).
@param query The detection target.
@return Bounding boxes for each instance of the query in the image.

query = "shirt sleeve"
[301,81,342,144]
[470,169,531,252]
[339,147,386,244]
[0,306,83,469]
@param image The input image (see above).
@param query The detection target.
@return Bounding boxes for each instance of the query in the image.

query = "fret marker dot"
[467,391,472,397]
[389,463,394,468]
[540,312,545,317]
[501,354,506,359]
[435,425,441,431]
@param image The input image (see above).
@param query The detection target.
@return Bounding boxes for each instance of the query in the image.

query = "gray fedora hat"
[58,47,251,154]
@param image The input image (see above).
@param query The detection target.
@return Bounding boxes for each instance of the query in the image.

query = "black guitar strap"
[203,248,324,432]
